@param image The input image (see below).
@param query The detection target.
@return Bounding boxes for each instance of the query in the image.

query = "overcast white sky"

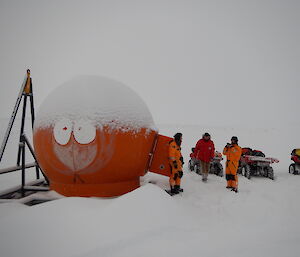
[0,0,299,128]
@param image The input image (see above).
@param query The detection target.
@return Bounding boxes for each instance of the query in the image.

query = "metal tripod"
[0,70,48,197]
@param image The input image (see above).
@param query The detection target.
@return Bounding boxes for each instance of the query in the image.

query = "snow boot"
[174,185,182,194]
[171,187,177,194]
[202,172,208,182]
[169,186,179,195]
[165,187,178,196]
[231,188,238,193]
[177,186,184,192]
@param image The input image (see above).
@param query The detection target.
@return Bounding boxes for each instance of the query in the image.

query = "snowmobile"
[289,149,300,175]
[238,148,279,180]
[188,148,223,177]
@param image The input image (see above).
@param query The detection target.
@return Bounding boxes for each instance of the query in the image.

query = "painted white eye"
[73,120,96,144]
[53,118,73,145]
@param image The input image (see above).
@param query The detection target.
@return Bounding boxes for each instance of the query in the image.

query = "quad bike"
[289,149,300,175]
[188,148,201,174]
[209,151,223,177]
[238,147,279,180]
[188,148,223,177]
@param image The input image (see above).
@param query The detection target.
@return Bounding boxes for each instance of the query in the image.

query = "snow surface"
[34,76,156,132]
[0,122,299,257]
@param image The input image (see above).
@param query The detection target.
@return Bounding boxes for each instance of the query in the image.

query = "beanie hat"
[231,136,238,142]
[174,133,182,141]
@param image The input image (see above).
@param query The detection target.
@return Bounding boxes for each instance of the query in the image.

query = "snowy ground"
[0,121,299,257]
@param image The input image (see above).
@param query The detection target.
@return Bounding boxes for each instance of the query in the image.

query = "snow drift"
[34,76,156,132]
[0,122,299,257]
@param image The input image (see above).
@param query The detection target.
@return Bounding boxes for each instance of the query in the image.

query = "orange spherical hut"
[33,76,157,197]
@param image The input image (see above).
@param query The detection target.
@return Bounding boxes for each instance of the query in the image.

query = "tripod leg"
[29,91,40,179]
[0,73,28,163]
[17,94,27,166]
[21,139,26,197]
[29,81,35,129]
[23,134,49,185]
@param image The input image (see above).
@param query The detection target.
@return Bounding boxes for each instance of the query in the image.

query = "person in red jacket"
[195,132,215,182]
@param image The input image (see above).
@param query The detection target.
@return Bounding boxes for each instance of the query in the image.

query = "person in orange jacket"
[169,133,184,194]
[223,136,242,193]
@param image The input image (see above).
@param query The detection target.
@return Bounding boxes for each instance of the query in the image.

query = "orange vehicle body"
[33,126,158,197]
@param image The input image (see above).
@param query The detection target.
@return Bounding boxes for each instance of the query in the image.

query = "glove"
[180,156,184,165]
[225,143,231,148]
[173,160,178,169]
[178,170,183,178]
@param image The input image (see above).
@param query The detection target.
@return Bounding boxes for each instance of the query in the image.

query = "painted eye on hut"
[73,120,96,144]
[53,118,73,145]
